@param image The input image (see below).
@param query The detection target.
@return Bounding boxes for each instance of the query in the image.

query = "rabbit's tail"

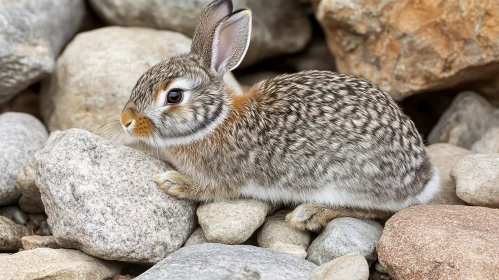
[412,166,441,205]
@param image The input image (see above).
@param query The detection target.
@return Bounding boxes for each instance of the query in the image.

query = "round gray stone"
[0,112,47,205]
[307,217,383,266]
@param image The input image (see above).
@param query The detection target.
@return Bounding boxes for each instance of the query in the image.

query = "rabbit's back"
[230,71,437,211]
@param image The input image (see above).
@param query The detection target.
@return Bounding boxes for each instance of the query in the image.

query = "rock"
[310,252,369,280]
[26,214,51,236]
[0,113,47,205]
[0,0,86,104]
[429,92,499,148]
[451,154,499,207]
[0,206,28,225]
[257,210,311,249]
[313,1,499,100]
[22,235,62,250]
[307,217,383,266]
[197,199,273,245]
[34,129,197,263]
[40,26,242,136]
[375,261,389,275]
[183,227,209,247]
[426,143,473,205]
[269,242,307,259]
[135,243,317,280]
[0,216,28,252]
[88,0,311,68]
[16,131,60,214]
[17,158,44,213]
[113,276,133,280]
[472,127,499,153]
[0,248,121,280]
[378,205,499,279]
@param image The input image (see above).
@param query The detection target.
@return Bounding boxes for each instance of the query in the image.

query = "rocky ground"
[1,0,499,279]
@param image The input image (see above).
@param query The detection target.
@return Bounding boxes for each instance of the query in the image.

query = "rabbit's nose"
[121,108,137,128]
[124,120,133,128]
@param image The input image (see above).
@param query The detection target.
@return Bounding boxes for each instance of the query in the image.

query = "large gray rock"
[426,143,473,205]
[429,91,499,149]
[0,113,47,205]
[41,26,242,137]
[307,218,383,266]
[0,0,86,104]
[0,248,121,280]
[135,243,317,280]
[87,0,311,67]
[197,199,273,245]
[0,216,28,252]
[451,154,499,208]
[34,129,197,263]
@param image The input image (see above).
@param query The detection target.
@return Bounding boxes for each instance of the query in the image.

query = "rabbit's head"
[120,0,251,147]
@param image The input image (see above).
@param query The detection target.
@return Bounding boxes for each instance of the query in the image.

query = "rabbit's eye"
[166,89,183,104]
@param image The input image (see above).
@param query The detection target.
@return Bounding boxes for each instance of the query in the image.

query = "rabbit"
[119,0,440,232]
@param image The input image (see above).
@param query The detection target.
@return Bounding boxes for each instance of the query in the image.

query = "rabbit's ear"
[207,9,252,77]
[191,0,233,56]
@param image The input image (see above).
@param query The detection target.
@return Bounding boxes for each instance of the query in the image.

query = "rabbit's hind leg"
[285,204,393,233]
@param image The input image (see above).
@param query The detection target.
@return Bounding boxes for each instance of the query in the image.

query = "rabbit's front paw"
[154,171,195,199]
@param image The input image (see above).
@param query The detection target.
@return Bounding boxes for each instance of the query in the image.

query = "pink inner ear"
[211,11,251,75]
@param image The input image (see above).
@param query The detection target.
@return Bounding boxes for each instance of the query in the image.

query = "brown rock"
[313,0,499,100]
[377,205,499,280]
[22,235,62,250]
[426,143,472,205]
